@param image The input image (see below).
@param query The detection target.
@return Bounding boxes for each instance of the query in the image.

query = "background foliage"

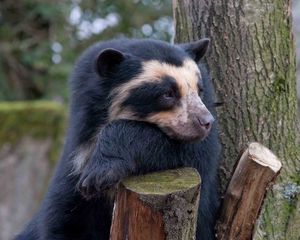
[0,0,299,104]
[0,0,173,102]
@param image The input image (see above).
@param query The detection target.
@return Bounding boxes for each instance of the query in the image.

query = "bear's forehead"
[123,40,189,66]
[140,59,200,94]
[111,59,201,99]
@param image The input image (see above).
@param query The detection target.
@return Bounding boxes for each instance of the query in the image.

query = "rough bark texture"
[216,142,282,240]
[173,0,300,239]
[110,168,201,240]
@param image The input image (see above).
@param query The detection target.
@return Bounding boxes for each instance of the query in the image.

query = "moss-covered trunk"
[173,0,300,239]
[0,101,66,239]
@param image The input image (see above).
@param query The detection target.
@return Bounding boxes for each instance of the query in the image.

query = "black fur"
[15,39,220,240]
[122,76,180,117]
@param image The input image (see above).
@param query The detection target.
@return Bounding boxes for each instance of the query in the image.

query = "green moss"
[122,168,201,195]
[0,101,66,163]
[272,77,287,94]
[256,181,300,240]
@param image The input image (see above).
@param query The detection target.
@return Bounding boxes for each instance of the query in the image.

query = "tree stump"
[110,168,201,240]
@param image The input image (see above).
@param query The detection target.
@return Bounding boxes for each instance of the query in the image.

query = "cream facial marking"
[147,90,211,140]
[109,59,201,120]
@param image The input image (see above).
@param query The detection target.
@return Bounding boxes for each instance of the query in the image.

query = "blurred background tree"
[0,0,173,102]
[292,0,300,111]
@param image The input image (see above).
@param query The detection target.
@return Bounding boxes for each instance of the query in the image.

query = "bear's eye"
[163,90,175,100]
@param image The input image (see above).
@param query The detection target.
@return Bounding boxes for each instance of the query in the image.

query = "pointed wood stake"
[216,142,282,240]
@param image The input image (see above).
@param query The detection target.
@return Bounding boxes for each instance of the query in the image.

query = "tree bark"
[110,168,201,240]
[173,0,300,239]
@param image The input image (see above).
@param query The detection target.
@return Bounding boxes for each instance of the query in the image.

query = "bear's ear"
[179,38,210,62]
[95,48,125,77]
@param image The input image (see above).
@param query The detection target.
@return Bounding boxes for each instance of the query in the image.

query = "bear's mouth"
[159,123,211,142]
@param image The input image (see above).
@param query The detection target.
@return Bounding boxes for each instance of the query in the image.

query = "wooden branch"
[110,168,201,240]
[216,142,282,240]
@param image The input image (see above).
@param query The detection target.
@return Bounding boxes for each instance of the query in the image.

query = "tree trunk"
[173,0,300,239]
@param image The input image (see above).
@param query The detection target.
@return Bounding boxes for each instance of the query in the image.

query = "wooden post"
[216,142,282,240]
[110,168,201,240]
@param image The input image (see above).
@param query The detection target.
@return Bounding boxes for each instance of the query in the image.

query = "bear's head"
[95,39,214,141]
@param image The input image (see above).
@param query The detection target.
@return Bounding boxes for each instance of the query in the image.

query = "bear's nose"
[196,113,214,132]
[198,114,214,130]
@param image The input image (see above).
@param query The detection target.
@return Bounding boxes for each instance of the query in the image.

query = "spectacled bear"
[15,38,221,240]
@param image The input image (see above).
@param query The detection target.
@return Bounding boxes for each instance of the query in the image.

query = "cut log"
[216,142,282,240]
[110,168,201,240]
